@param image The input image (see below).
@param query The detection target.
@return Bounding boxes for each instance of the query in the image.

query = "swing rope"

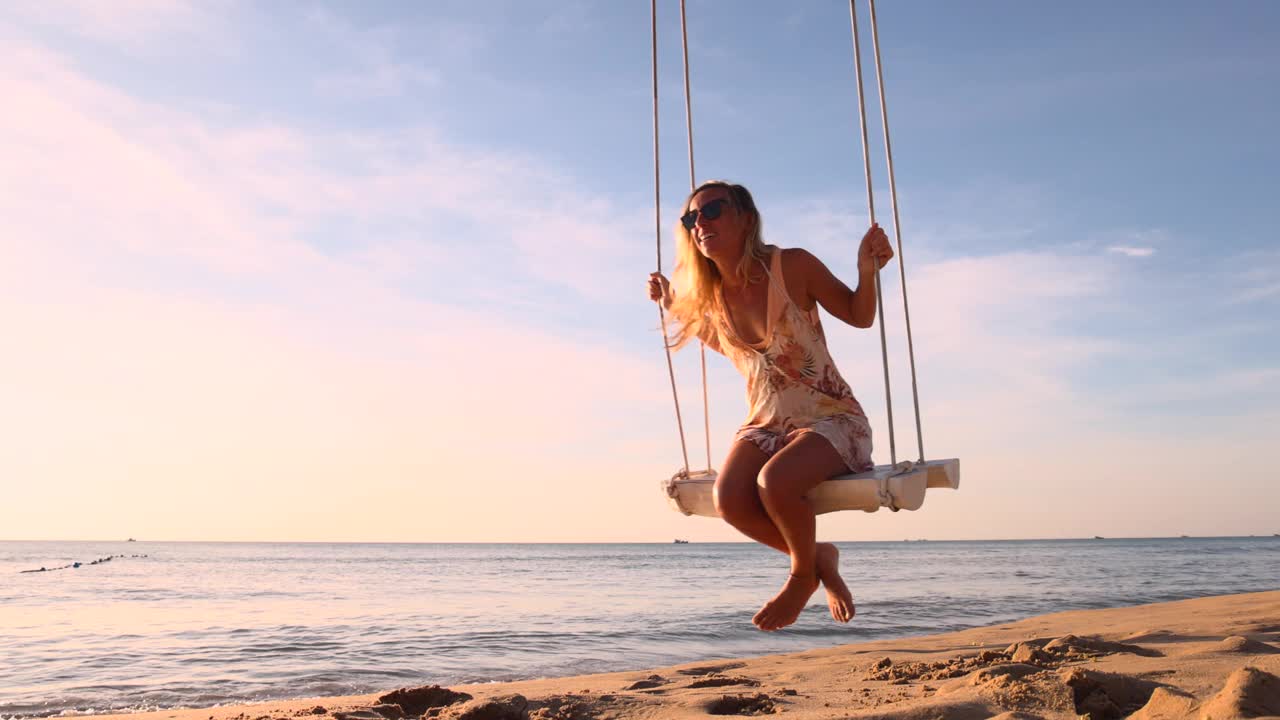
[847,0,898,465]
[867,0,926,462]
[679,0,713,472]
[653,0,930,475]
[652,0,691,477]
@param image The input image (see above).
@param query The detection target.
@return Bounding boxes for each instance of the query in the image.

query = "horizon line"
[3,534,1278,545]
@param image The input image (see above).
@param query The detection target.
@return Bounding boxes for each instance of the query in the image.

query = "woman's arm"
[793,224,893,329]
[696,323,724,354]
[647,272,724,354]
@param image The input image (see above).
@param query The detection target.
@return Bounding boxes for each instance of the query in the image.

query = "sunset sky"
[3,1,1277,542]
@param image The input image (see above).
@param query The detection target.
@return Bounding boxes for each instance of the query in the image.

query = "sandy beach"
[80,590,1280,720]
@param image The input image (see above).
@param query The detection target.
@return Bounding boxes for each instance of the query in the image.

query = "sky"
[2,1,1277,543]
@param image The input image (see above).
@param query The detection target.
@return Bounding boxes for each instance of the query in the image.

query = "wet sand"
[86,590,1280,719]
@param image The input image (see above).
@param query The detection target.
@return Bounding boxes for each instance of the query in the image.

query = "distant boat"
[672,539,689,544]
[1093,536,1105,540]
[126,538,136,542]
[1180,534,1189,538]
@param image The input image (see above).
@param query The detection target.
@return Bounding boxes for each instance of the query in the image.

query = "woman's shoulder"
[774,246,823,274]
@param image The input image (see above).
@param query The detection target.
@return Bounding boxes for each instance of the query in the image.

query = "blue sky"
[1,1,1277,541]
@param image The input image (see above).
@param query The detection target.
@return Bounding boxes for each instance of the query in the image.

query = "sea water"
[2,537,1278,717]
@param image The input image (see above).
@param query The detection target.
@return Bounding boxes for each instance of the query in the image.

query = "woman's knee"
[755,464,788,501]
[757,433,847,499]
[713,478,762,523]
[756,459,810,502]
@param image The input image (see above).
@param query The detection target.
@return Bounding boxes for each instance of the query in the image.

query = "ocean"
[2,537,1278,718]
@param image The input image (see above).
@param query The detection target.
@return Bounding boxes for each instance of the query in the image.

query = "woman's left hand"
[857,223,894,275]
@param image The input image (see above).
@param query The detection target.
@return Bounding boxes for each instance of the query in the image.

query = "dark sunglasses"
[680,198,731,230]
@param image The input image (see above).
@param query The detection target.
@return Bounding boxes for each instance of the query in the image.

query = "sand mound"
[623,674,667,690]
[439,694,527,720]
[1199,666,1280,719]
[1060,668,1162,719]
[417,691,527,717]
[968,664,1044,685]
[981,673,1073,716]
[704,693,775,716]
[1126,687,1198,720]
[1043,633,1162,658]
[1120,629,1180,644]
[1211,635,1280,655]
[377,686,472,716]
[866,632,1161,687]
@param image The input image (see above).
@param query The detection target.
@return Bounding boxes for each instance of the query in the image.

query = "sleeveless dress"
[715,248,874,474]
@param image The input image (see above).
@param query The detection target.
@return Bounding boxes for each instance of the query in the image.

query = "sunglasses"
[680,198,731,230]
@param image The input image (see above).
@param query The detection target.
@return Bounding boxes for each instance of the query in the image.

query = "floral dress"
[716,248,874,473]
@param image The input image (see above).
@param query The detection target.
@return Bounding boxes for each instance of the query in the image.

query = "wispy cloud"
[3,5,1275,542]
[303,9,445,100]
[769,201,1125,459]
[1226,249,1280,304]
[4,0,233,54]
[537,1,601,35]
[0,33,678,541]
[0,34,648,304]
[314,62,440,99]
[1107,245,1156,257]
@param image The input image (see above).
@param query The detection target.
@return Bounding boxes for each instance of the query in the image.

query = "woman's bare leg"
[714,438,856,627]
[752,432,851,631]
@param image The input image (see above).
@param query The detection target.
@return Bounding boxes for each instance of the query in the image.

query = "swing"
[650,0,959,519]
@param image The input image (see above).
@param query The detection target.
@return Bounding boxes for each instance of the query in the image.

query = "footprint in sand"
[678,662,747,676]
[624,675,668,691]
[686,675,761,689]
[529,693,626,720]
[705,693,776,716]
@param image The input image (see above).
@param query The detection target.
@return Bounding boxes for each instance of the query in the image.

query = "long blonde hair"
[667,181,769,350]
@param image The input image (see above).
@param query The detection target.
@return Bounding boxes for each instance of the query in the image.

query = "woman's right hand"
[648,272,672,308]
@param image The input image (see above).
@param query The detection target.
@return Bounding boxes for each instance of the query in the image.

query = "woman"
[647,181,893,632]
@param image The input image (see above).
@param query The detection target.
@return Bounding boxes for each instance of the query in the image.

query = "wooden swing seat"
[662,458,959,517]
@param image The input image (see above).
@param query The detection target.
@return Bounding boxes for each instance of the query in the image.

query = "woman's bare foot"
[816,542,855,623]
[752,572,820,631]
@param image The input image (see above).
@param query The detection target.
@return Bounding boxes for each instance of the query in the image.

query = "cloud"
[302,9,444,100]
[3,19,1275,542]
[1107,245,1156,257]
[0,34,649,304]
[315,63,440,99]
[0,33,677,541]
[752,185,1130,463]
[3,0,232,54]
[537,1,602,35]
[0,274,678,541]
[1226,249,1280,304]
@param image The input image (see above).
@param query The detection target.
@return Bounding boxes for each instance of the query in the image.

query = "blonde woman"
[647,181,893,632]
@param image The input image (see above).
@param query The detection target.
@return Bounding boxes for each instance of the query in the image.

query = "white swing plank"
[662,458,959,518]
